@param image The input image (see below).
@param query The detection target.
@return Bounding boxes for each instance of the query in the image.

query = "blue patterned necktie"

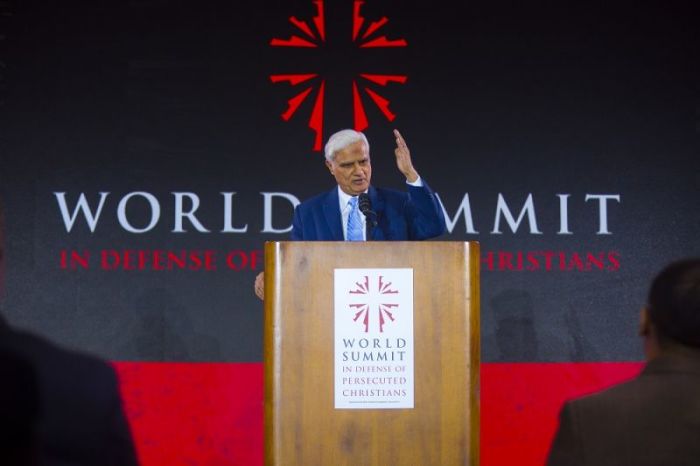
[346,197,363,241]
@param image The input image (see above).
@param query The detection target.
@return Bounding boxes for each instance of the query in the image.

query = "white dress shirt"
[336,177,423,241]
[338,187,367,241]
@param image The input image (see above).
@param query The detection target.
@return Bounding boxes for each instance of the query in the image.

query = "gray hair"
[324,129,370,162]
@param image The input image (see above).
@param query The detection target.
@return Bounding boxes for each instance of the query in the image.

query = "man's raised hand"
[393,129,419,183]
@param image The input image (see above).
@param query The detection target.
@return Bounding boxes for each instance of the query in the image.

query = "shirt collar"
[337,185,368,211]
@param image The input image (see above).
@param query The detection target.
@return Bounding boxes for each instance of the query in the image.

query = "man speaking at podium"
[292,128,446,241]
[254,128,446,299]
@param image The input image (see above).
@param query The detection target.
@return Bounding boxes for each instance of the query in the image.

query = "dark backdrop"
[1,1,698,463]
[3,0,698,363]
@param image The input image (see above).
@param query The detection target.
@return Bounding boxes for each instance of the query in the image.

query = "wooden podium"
[264,241,480,466]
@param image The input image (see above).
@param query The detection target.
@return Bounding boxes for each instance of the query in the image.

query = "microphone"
[358,193,378,229]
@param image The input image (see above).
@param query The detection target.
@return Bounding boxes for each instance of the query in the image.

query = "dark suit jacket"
[0,317,139,466]
[547,353,700,466]
[291,182,447,240]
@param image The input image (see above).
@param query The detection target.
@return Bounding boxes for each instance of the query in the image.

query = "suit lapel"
[368,186,386,240]
[322,187,344,240]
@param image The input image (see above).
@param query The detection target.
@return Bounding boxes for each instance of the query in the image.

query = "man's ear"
[325,160,334,174]
[639,307,651,337]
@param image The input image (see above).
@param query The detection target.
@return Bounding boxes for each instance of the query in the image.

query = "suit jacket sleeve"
[404,181,447,240]
[291,204,304,240]
[547,402,584,466]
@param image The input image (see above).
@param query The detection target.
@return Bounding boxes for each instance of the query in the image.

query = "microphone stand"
[358,193,378,241]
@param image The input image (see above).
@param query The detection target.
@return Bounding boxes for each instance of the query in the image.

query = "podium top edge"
[263,240,480,245]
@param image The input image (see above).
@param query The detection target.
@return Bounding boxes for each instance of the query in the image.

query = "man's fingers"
[254,271,265,300]
[393,129,407,149]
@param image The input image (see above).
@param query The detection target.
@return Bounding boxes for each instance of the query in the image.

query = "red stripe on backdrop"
[116,362,264,466]
[481,362,642,466]
[115,361,643,466]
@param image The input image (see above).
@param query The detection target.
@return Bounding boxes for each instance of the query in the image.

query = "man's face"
[326,140,372,196]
